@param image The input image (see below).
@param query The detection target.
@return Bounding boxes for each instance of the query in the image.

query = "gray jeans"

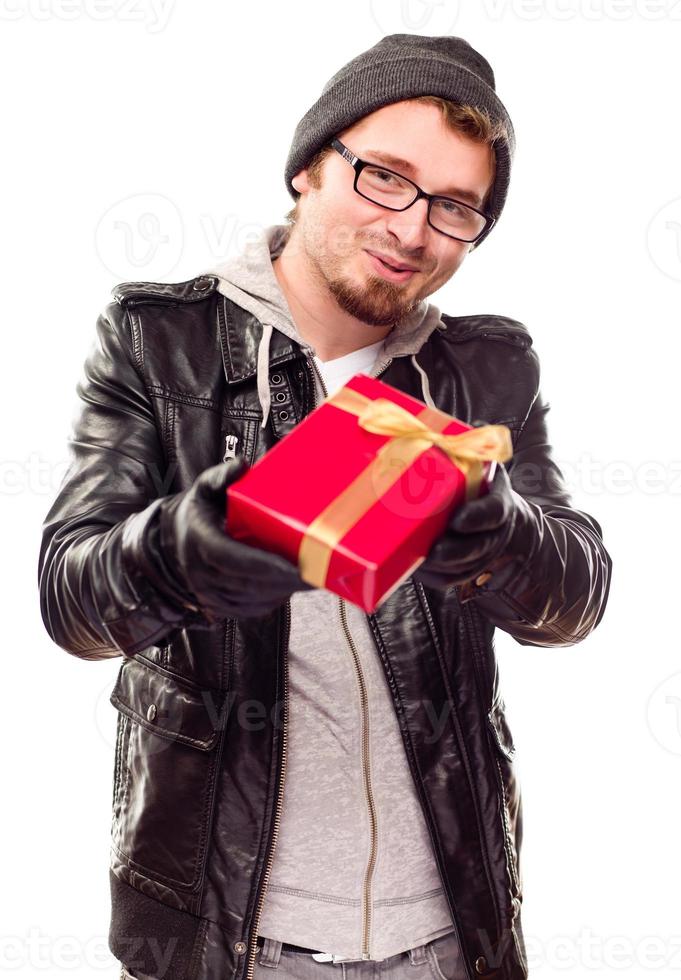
[120,931,465,980]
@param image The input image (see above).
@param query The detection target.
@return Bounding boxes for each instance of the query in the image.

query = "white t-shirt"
[312,338,385,397]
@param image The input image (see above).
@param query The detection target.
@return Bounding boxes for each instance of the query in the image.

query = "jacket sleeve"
[458,350,613,648]
[37,302,206,661]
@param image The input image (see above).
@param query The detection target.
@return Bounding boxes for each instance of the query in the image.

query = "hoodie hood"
[202,224,444,428]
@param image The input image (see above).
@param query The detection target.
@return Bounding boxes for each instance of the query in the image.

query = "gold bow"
[357,397,513,476]
[297,386,513,593]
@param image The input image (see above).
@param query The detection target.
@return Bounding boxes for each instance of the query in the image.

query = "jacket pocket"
[487,698,523,912]
[109,656,221,890]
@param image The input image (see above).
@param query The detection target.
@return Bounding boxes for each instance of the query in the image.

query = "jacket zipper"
[242,599,291,980]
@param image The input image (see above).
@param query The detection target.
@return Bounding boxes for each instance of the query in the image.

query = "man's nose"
[383,197,431,253]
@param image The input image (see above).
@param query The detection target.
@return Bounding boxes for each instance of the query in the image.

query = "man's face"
[289,100,496,327]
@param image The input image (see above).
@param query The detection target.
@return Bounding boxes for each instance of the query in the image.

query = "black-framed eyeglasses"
[330,137,494,245]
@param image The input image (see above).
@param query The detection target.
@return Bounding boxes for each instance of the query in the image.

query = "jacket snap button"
[234,941,247,954]
[279,410,289,421]
[475,571,493,587]
[193,276,212,291]
[274,391,287,402]
[270,373,283,385]
[475,954,488,974]
[146,703,157,722]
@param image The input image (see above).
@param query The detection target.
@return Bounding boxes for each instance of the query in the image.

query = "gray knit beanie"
[284,34,515,249]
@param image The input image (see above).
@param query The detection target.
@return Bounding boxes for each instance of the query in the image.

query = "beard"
[292,205,433,327]
[325,268,423,327]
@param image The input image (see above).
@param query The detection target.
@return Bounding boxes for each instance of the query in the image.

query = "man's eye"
[367,168,396,184]
[439,200,464,215]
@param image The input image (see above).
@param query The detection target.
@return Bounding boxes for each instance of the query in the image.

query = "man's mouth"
[364,249,419,282]
[365,249,418,272]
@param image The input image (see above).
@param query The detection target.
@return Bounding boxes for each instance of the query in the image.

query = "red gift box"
[226,372,513,613]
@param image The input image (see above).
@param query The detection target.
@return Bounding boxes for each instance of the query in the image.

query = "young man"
[38,34,611,980]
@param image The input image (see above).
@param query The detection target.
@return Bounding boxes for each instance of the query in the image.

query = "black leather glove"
[146,457,315,622]
[413,448,538,592]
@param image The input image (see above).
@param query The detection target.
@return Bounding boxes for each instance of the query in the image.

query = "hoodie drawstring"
[410,354,436,408]
[257,323,274,429]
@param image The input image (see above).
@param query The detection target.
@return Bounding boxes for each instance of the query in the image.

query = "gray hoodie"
[202,225,457,962]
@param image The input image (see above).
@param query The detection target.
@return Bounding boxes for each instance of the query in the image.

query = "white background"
[2,1,681,977]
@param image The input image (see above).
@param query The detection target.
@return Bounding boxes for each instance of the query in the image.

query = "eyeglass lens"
[357,166,486,242]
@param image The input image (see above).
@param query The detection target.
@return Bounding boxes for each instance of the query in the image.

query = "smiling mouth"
[365,249,419,273]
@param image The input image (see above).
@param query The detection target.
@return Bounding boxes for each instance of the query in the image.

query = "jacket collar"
[218,296,304,385]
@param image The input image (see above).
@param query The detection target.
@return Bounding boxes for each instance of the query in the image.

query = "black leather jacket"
[38,274,612,980]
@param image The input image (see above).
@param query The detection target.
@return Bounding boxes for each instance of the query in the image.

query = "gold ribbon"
[297,386,513,590]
